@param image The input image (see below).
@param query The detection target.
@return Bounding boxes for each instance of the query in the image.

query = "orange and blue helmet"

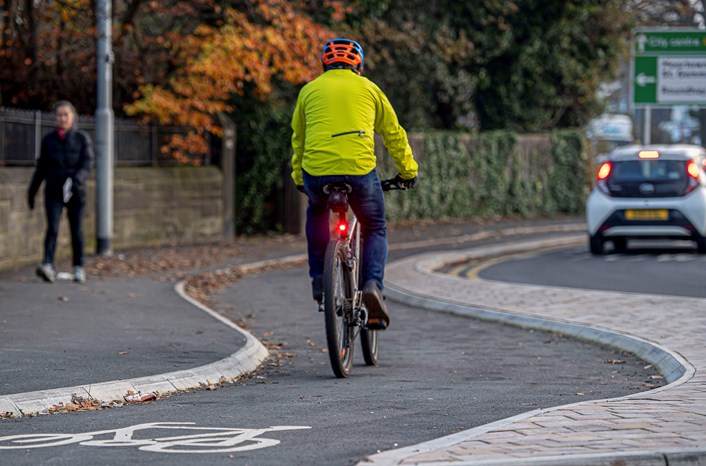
[321,38,364,72]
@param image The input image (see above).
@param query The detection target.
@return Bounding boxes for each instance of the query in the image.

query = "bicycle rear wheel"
[323,240,355,378]
[357,237,379,366]
[360,326,379,366]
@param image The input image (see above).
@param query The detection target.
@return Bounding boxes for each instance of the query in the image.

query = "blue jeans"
[303,170,387,289]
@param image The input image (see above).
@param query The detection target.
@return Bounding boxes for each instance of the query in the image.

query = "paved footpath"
[363,235,706,466]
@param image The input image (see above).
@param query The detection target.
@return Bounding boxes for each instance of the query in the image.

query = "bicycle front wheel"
[323,240,355,378]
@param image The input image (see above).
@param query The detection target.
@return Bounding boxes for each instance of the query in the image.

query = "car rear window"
[608,160,688,197]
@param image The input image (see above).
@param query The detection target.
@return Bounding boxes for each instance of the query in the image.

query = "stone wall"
[0,166,224,270]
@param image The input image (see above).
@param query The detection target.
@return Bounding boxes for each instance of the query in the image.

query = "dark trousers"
[43,195,85,267]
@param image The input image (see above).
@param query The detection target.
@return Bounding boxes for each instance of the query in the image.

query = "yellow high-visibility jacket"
[291,69,418,186]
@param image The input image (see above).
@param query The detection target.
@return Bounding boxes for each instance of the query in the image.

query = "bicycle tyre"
[323,240,355,378]
[357,236,379,366]
[360,326,379,366]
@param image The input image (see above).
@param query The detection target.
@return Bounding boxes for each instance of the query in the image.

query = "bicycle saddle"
[323,183,352,213]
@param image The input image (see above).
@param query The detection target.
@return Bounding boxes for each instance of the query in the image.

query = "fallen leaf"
[575,392,585,396]
[606,359,625,364]
[649,375,664,380]
[118,351,128,356]
[57,296,69,302]
[0,412,14,419]
[642,382,656,388]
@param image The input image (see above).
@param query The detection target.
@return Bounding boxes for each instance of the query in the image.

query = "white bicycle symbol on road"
[0,422,311,454]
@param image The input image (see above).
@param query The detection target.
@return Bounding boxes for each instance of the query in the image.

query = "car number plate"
[625,209,669,221]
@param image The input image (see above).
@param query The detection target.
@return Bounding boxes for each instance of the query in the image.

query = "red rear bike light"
[338,222,347,233]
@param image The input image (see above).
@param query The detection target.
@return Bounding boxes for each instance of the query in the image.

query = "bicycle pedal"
[366,319,387,330]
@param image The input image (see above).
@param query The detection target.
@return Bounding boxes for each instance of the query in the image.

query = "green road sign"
[634,30,706,55]
[633,56,657,104]
[633,29,706,106]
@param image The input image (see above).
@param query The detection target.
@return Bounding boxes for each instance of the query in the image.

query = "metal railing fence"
[0,106,199,166]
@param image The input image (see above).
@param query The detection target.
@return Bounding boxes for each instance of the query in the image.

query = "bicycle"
[321,176,412,378]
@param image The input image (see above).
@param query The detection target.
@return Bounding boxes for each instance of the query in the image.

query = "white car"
[586,144,706,255]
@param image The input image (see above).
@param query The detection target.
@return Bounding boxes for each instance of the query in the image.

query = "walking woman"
[27,101,93,283]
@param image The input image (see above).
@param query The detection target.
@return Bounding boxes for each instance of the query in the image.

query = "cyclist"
[291,38,418,330]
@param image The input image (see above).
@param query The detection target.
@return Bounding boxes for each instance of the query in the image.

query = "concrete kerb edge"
[384,285,694,387]
[360,236,697,466]
[391,448,706,466]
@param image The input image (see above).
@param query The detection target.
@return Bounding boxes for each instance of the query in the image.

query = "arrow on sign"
[636,73,657,87]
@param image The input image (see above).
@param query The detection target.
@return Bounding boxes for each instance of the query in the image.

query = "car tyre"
[612,237,627,253]
[589,234,605,255]
[696,236,706,254]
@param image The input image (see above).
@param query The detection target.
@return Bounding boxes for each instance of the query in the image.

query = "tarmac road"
[478,239,706,298]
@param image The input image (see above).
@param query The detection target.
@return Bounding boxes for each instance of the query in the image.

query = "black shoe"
[362,280,389,330]
[312,275,323,304]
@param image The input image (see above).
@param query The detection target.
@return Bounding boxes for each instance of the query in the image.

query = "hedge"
[377,129,590,222]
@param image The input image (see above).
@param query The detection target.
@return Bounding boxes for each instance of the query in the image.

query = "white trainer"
[36,263,56,283]
[73,266,86,284]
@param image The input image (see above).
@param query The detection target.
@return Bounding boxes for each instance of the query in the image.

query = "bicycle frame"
[331,210,366,329]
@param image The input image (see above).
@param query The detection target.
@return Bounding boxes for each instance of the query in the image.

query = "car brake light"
[638,150,660,159]
[687,160,700,179]
[597,162,612,180]
[596,162,612,196]
[685,160,700,195]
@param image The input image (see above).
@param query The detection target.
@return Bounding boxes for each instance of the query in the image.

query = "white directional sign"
[657,58,706,102]
[633,29,706,106]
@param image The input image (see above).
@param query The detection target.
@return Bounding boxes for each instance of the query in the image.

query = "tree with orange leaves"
[125,0,338,164]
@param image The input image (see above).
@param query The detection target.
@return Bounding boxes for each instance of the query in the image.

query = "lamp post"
[95,0,114,255]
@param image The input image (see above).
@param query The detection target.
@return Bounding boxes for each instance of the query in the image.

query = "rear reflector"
[638,150,660,159]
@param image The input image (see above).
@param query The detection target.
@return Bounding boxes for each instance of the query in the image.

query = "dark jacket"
[28,128,93,202]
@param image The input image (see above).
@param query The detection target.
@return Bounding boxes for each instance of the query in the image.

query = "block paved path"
[363,235,706,465]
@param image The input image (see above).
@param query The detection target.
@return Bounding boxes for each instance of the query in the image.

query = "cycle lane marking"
[0,422,311,454]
